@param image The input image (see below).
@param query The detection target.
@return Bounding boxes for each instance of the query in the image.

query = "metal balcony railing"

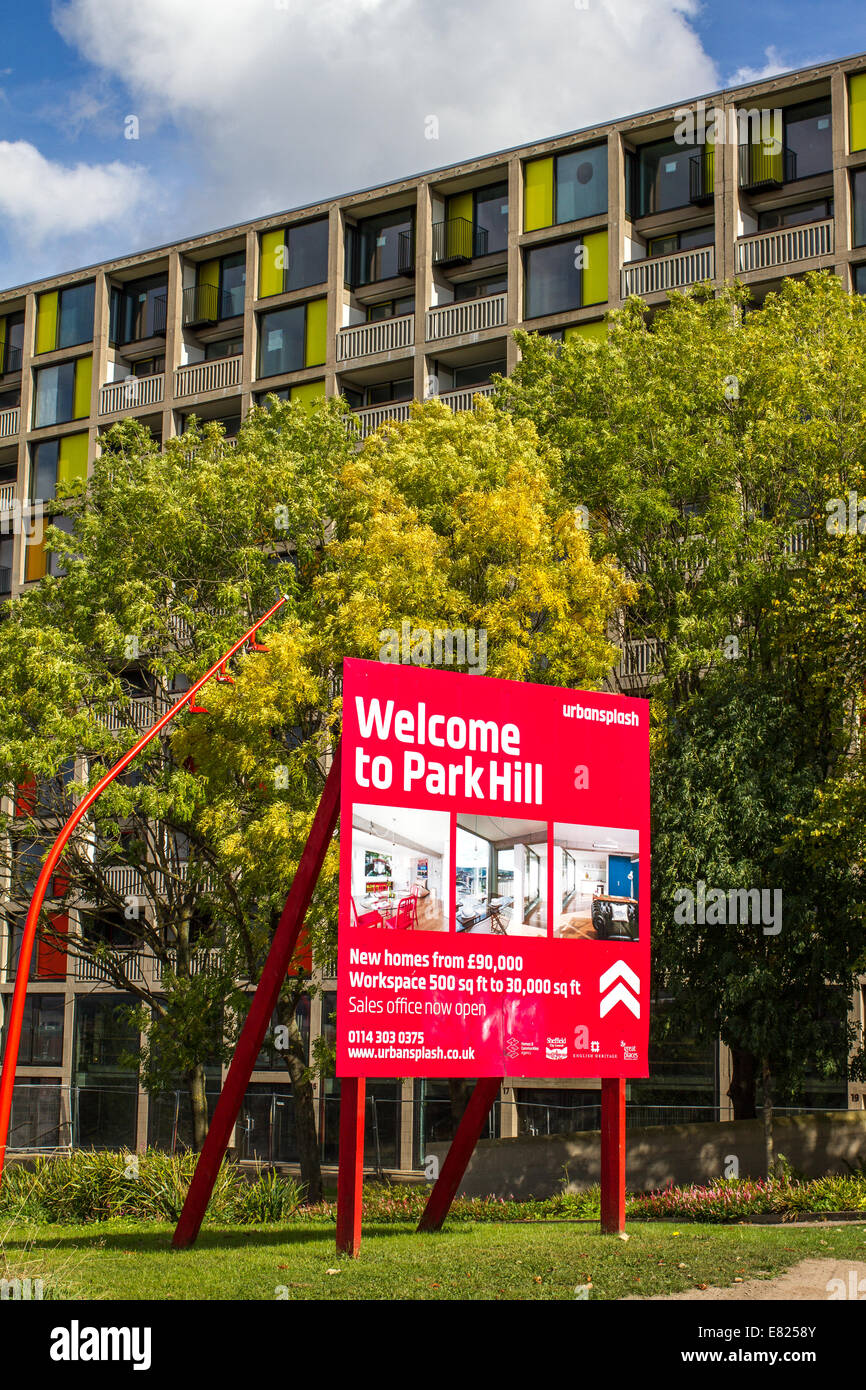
[618,639,659,679]
[1,343,22,375]
[336,313,414,362]
[102,865,145,896]
[0,566,11,594]
[174,354,242,398]
[73,952,144,983]
[689,151,715,205]
[92,694,170,732]
[735,218,834,273]
[738,142,797,190]
[99,373,165,416]
[182,283,243,326]
[351,402,413,438]
[435,384,496,411]
[431,218,489,266]
[152,949,223,982]
[0,406,20,438]
[397,229,415,277]
[425,292,507,342]
[0,481,15,509]
[621,245,714,298]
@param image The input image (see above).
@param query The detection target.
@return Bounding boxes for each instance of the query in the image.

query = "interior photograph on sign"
[349,803,450,931]
[553,824,639,942]
[455,815,548,936]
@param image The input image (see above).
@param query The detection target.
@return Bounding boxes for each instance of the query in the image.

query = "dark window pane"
[854,263,866,294]
[637,139,691,216]
[2,994,64,1065]
[556,144,608,223]
[32,440,59,501]
[758,199,832,231]
[454,276,507,301]
[354,210,414,285]
[58,283,94,349]
[785,99,833,179]
[34,362,76,428]
[525,241,582,318]
[854,171,866,247]
[454,358,506,388]
[286,219,329,291]
[258,306,305,377]
[474,181,509,253]
[204,338,243,361]
[220,253,246,317]
[678,225,715,249]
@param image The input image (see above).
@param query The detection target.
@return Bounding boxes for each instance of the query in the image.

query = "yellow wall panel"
[582,229,609,306]
[291,380,326,409]
[304,298,327,367]
[524,158,554,232]
[73,355,92,419]
[24,537,46,582]
[57,432,89,494]
[850,73,866,152]
[564,320,607,342]
[259,230,286,297]
[36,292,58,354]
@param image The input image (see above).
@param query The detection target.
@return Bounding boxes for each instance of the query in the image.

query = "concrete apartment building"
[2,51,866,1167]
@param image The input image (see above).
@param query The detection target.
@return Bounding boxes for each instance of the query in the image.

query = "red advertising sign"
[337,658,650,1079]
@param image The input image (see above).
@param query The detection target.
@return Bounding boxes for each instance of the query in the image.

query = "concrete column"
[499,1082,519,1137]
[90,271,110,463]
[720,102,739,285]
[506,155,522,372]
[161,249,183,442]
[607,131,625,310]
[414,182,433,402]
[14,291,36,592]
[400,1077,414,1168]
[717,1039,734,1121]
[241,227,258,417]
[831,71,852,278]
[326,203,343,398]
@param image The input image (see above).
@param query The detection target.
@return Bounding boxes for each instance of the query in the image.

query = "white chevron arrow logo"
[599,960,641,1018]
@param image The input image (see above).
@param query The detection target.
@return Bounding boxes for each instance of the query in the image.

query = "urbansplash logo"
[49,1320,152,1371]
[562,702,639,727]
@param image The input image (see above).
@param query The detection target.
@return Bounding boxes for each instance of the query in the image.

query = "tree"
[497,274,866,1166]
[0,395,627,1189]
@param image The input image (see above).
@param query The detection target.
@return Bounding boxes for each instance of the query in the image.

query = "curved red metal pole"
[0,596,288,1179]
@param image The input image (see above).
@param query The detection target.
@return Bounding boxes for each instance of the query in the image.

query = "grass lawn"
[4,1217,866,1300]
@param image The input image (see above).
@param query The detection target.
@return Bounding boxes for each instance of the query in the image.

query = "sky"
[1,0,865,290]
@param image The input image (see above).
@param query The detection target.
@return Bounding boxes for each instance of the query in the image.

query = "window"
[258,300,327,377]
[204,337,244,361]
[109,276,167,344]
[36,283,95,353]
[366,296,415,321]
[854,264,866,294]
[473,181,509,254]
[188,253,246,323]
[366,378,413,405]
[454,276,507,302]
[31,436,88,503]
[758,198,833,232]
[854,169,866,247]
[524,240,582,317]
[647,225,714,256]
[555,145,608,223]
[453,358,506,389]
[219,252,246,317]
[784,99,832,180]
[633,139,693,216]
[33,357,91,428]
[346,209,414,286]
[1,994,64,1065]
[259,219,329,296]
[1,313,24,374]
[131,355,165,378]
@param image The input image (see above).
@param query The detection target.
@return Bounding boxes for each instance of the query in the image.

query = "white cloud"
[53,0,719,230]
[726,47,793,87]
[0,140,151,245]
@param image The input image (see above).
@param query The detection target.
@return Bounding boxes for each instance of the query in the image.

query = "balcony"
[152,948,222,983]
[735,219,833,273]
[336,314,414,363]
[426,293,507,342]
[738,143,797,191]
[0,481,14,509]
[182,284,242,327]
[99,373,165,416]
[689,152,715,206]
[351,402,413,438]
[93,694,169,732]
[1,343,22,376]
[0,566,10,594]
[102,865,145,896]
[436,384,496,411]
[73,952,144,983]
[174,354,242,398]
[0,406,20,438]
[432,219,489,266]
[618,638,659,681]
[621,245,714,298]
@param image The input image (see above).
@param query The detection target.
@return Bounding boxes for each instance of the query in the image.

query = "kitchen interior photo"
[455,815,548,936]
[553,824,639,941]
[349,803,450,931]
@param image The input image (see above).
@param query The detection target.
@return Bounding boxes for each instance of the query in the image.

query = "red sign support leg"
[172,744,342,1249]
[335,1077,365,1257]
[600,1077,626,1233]
[417,1078,500,1232]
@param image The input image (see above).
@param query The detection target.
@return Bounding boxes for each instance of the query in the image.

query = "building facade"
[3,52,866,1164]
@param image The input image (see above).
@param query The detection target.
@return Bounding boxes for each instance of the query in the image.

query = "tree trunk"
[186,1061,209,1151]
[761,1057,775,1179]
[727,1045,757,1120]
[278,998,323,1203]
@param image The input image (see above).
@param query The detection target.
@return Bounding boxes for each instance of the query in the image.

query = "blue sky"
[1,0,865,289]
